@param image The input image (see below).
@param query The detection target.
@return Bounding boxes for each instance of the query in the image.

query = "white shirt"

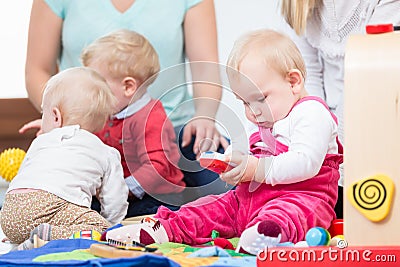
[8,125,128,225]
[260,101,339,186]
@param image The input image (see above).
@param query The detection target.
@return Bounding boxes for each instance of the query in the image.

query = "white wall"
[214,0,282,135]
[216,0,281,64]
[0,0,32,98]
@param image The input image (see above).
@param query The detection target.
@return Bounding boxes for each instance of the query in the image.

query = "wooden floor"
[0,98,40,152]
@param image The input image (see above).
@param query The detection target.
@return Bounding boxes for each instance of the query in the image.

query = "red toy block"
[199,151,235,174]
[328,219,343,237]
[366,24,400,34]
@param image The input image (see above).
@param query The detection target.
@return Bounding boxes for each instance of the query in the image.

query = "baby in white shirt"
[1,67,128,250]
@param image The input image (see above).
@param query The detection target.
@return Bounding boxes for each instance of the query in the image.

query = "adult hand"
[220,152,265,185]
[19,119,43,136]
[181,117,229,158]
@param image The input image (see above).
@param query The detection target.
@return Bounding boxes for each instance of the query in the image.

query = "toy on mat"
[0,148,26,182]
[199,151,236,174]
[213,238,235,250]
[33,234,49,249]
[210,230,235,250]
[69,230,102,241]
[305,227,331,246]
[327,219,343,237]
[89,243,161,258]
[347,174,394,222]
[329,235,347,248]
[105,222,159,253]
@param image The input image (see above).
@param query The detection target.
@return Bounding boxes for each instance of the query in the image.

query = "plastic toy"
[33,234,49,249]
[305,227,331,246]
[366,23,400,34]
[0,148,26,182]
[199,151,236,174]
[213,238,235,250]
[69,230,102,241]
[329,235,347,248]
[106,223,159,252]
[89,243,162,258]
[347,174,394,222]
[327,219,343,237]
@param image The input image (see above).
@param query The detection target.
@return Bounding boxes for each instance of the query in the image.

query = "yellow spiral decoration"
[353,179,386,210]
[348,174,394,222]
[0,148,26,182]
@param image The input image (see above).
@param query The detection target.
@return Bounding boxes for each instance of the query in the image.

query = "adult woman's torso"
[45,0,202,126]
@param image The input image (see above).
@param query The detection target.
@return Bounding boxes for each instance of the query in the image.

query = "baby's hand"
[220,152,265,185]
[19,119,43,136]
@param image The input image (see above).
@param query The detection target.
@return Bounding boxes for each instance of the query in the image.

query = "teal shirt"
[45,0,201,127]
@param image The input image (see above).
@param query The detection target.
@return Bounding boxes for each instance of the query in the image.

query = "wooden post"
[344,32,400,245]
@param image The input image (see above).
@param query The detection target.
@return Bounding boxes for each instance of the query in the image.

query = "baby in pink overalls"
[106,29,343,255]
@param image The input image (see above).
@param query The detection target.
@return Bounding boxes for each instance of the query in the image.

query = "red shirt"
[96,99,185,194]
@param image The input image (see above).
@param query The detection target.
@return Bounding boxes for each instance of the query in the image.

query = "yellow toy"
[69,230,102,241]
[0,148,26,182]
[347,174,394,222]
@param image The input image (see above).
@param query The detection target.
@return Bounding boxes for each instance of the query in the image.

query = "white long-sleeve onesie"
[8,125,129,225]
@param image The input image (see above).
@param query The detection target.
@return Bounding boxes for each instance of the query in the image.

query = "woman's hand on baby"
[19,119,43,136]
[220,152,266,185]
[181,117,229,158]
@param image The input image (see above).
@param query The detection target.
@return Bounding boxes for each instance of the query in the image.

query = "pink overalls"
[156,97,343,244]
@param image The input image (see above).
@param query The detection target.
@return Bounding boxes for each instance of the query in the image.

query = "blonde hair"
[227,29,306,80]
[280,0,321,35]
[43,67,117,132]
[81,29,160,87]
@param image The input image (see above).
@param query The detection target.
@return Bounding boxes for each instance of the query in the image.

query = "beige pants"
[1,190,110,244]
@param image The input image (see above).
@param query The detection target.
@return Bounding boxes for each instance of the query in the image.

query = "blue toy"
[305,227,331,246]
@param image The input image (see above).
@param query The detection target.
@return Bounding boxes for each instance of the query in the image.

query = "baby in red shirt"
[81,29,185,217]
